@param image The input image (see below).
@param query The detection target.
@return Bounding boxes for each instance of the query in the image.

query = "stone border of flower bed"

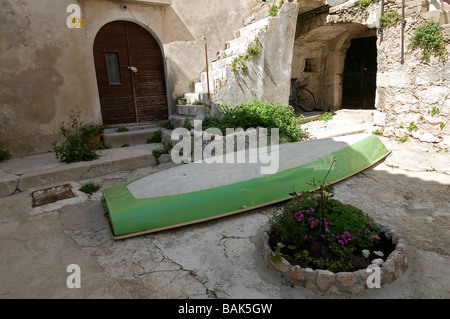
[261,225,408,294]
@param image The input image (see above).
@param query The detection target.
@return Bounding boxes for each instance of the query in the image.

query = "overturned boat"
[102,133,390,239]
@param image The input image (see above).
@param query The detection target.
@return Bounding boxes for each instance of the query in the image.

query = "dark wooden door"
[342,37,377,109]
[93,21,168,125]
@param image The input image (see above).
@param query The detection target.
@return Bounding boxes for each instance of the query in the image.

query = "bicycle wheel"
[296,88,316,112]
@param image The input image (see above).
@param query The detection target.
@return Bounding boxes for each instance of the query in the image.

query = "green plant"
[268,1,284,17]
[408,121,419,132]
[229,39,262,74]
[152,143,173,164]
[380,10,401,28]
[396,136,408,143]
[317,109,333,122]
[203,100,307,142]
[186,99,203,105]
[182,118,193,131]
[372,129,383,135]
[147,130,162,143]
[116,126,129,132]
[79,182,101,195]
[230,56,248,74]
[269,246,284,263]
[245,41,262,60]
[411,20,449,62]
[269,169,383,271]
[440,122,446,130]
[0,148,12,163]
[161,121,174,130]
[429,106,440,116]
[121,144,129,147]
[81,124,104,137]
[52,111,99,164]
[358,0,374,10]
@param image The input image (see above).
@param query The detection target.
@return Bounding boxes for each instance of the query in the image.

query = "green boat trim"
[102,135,390,240]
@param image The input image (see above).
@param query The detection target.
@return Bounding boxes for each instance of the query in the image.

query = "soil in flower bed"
[269,230,396,272]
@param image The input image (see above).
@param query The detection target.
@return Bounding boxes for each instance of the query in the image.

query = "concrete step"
[235,17,269,38]
[243,4,270,26]
[0,144,163,197]
[169,114,205,129]
[194,81,205,93]
[103,127,163,148]
[211,56,239,71]
[177,104,208,117]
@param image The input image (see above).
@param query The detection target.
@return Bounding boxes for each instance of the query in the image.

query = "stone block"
[0,170,19,197]
[269,257,290,274]
[317,270,335,291]
[336,272,357,287]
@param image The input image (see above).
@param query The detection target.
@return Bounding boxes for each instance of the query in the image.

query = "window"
[106,53,121,84]
[304,58,317,73]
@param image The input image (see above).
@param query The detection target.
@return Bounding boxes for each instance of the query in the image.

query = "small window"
[304,58,317,73]
[106,53,121,84]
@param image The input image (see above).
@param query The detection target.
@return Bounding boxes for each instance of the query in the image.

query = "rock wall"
[375,0,450,147]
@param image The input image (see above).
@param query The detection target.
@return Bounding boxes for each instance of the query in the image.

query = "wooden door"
[93,21,168,125]
[342,37,377,109]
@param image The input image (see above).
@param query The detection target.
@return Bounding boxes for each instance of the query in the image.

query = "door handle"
[128,66,138,73]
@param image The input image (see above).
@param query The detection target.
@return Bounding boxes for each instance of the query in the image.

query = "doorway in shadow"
[342,36,377,109]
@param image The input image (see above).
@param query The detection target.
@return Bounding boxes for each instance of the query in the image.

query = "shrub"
[52,112,99,164]
[358,0,374,10]
[79,182,101,195]
[0,149,12,163]
[153,143,173,164]
[147,130,162,143]
[203,100,306,142]
[317,109,333,122]
[81,124,104,137]
[380,10,401,28]
[411,21,449,62]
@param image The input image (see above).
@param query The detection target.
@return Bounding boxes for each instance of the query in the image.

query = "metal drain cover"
[31,183,78,208]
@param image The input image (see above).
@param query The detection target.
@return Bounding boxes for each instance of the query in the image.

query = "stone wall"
[375,0,450,147]
[294,0,450,146]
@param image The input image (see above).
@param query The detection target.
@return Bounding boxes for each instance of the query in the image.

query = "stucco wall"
[0,0,259,157]
[213,2,300,107]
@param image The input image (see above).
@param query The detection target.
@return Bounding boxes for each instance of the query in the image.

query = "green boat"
[102,134,390,239]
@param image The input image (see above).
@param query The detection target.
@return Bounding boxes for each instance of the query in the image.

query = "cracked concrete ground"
[0,110,449,299]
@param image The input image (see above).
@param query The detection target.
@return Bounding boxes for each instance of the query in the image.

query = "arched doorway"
[93,21,168,125]
[342,36,377,109]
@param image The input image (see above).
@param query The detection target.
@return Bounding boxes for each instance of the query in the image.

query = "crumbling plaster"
[0,0,260,157]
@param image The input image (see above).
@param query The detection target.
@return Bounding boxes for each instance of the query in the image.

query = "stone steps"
[102,126,164,148]
[191,16,270,97]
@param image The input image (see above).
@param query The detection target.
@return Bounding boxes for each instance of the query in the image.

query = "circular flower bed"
[261,187,408,294]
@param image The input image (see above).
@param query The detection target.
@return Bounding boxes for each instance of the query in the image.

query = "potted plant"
[177,97,187,105]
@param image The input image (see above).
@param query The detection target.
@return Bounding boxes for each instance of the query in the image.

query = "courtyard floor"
[0,110,449,300]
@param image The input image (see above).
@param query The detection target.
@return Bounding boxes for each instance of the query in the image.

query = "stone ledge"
[262,225,408,294]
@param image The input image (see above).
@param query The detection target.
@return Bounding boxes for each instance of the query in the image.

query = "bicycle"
[289,78,316,112]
